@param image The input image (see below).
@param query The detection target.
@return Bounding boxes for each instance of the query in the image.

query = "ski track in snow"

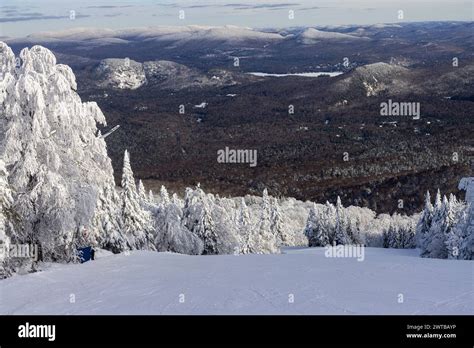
[0,247,472,315]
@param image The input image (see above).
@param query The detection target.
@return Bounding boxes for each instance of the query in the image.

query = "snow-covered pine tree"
[420,190,441,257]
[315,211,331,247]
[194,198,219,255]
[148,190,155,204]
[443,195,459,259]
[137,180,147,203]
[445,223,462,259]
[160,185,170,206]
[445,196,469,259]
[417,191,433,255]
[0,43,119,261]
[390,215,404,248]
[383,223,398,248]
[398,220,416,249]
[305,203,333,247]
[455,205,473,260]
[270,197,290,246]
[348,216,365,245]
[426,195,450,258]
[171,193,182,208]
[334,196,350,245]
[254,189,279,253]
[211,200,240,255]
[90,184,126,253]
[304,203,318,246]
[237,198,253,254]
[324,201,337,244]
[237,198,251,228]
[407,220,417,248]
[120,150,155,251]
[183,185,240,255]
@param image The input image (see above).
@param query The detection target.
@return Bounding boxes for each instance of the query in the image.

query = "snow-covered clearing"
[0,247,472,315]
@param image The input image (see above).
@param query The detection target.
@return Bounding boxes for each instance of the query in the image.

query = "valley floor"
[0,247,472,315]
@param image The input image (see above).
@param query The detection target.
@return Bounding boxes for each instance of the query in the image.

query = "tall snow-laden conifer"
[270,197,289,246]
[137,180,147,202]
[160,185,170,206]
[425,195,449,258]
[90,184,126,253]
[148,190,155,204]
[120,150,155,251]
[417,191,433,255]
[334,197,350,245]
[304,203,318,246]
[194,199,218,254]
[237,198,253,254]
[255,189,279,254]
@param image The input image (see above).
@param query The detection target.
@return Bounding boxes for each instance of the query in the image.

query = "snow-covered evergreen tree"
[420,190,441,257]
[237,198,254,254]
[148,190,155,204]
[348,216,365,245]
[153,199,203,255]
[455,206,473,260]
[0,43,119,261]
[90,184,126,253]
[425,195,450,259]
[383,223,397,248]
[305,203,333,247]
[182,185,238,254]
[237,198,251,227]
[444,198,470,259]
[417,191,434,255]
[304,203,318,246]
[171,193,182,208]
[398,220,416,249]
[270,197,290,246]
[120,150,155,251]
[324,201,337,244]
[212,201,240,255]
[334,197,351,245]
[137,180,147,202]
[160,185,170,206]
[445,224,462,259]
[254,189,279,253]
[194,199,219,254]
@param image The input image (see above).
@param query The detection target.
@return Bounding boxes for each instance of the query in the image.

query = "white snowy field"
[0,247,472,315]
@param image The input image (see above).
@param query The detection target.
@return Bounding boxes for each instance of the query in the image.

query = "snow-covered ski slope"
[0,247,472,315]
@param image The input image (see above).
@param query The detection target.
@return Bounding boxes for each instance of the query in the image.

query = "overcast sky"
[0,0,472,38]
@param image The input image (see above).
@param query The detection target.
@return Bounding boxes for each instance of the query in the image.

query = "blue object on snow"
[77,246,94,263]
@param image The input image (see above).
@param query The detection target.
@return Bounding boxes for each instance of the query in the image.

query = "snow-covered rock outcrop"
[96,58,147,90]
[334,62,410,97]
[95,58,237,90]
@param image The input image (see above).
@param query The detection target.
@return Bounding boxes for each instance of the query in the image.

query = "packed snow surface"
[1,247,472,315]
